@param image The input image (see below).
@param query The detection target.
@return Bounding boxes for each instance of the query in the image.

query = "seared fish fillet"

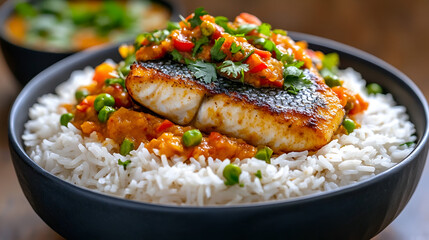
[126,60,345,152]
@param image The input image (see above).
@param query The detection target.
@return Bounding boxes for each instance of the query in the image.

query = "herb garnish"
[255,170,262,179]
[400,141,415,147]
[218,60,249,80]
[189,7,208,28]
[167,21,180,31]
[258,23,271,36]
[170,49,183,62]
[118,159,131,170]
[210,37,227,61]
[193,36,209,57]
[283,66,312,95]
[320,53,341,87]
[230,42,243,54]
[188,60,218,83]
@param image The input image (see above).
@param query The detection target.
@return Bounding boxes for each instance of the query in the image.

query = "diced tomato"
[76,95,96,112]
[212,24,224,40]
[349,94,369,115]
[93,63,115,83]
[246,53,268,73]
[173,34,195,52]
[236,13,262,25]
[208,132,222,142]
[156,119,174,133]
[331,86,349,107]
[254,48,272,59]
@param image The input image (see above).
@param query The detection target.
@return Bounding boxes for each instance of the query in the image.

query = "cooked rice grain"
[23,66,416,206]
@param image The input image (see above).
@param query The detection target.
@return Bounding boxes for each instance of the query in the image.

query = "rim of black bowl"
[9,31,429,211]
[0,0,183,55]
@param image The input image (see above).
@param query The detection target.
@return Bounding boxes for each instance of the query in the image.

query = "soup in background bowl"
[0,0,178,85]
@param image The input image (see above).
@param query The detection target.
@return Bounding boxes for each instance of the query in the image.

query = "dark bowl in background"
[8,32,429,240]
[0,0,181,86]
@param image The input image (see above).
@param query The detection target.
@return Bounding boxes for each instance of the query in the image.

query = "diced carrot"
[254,48,272,59]
[201,14,215,23]
[93,63,115,83]
[331,86,349,107]
[81,121,98,135]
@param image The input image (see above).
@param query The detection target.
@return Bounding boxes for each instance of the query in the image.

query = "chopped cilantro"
[400,141,415,147]
[258,23,271,36]
[189,7,208,28]
[192,36,209,57]
[210,37,227,61]
[218,60,249,79]
[255,170,262,179]
[235,24,258,35]
[105,78,125,88]
[135,29,170,48]
[273,29,287,36]
[188,60,218,83]
[170,49,183,62]
[118,159,131,170]
[230,42,243,54]
[167,21,180,31]
[283,66,312,95]
[240,50,255,63]
[214,16,233,33]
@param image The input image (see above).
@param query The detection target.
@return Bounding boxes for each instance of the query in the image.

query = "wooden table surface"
[1,0,428,239]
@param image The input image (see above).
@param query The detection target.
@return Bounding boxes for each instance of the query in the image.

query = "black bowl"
[0,0,181,86]
[8,32,429,240]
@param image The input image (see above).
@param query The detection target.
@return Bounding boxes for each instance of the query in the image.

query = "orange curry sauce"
[68,64,256,160]
[65,11,368,160]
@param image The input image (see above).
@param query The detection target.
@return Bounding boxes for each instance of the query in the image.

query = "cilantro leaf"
[215,16,234,33]
[192,36,209,57]
[255,170,262,179]
[236,24,258,35]
[167,21,180,31]
[258,23,271,36]
[218,60,249,79]
[240,50,255,63]
[118,159,131,170]
[188,60,218,83]
[230,42,242,54]
[189,7,208,28]
[210,37,227,61]
[170,49,183,62]
[400,141,415,147]
[283,66,312,95]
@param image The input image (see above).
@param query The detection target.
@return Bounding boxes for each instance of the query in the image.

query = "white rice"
[22,64,416,206]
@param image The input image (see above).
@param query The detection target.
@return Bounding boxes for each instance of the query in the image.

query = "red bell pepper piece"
[156,120,174,133]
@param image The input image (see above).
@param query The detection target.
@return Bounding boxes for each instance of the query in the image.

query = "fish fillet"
[126,60,345,152]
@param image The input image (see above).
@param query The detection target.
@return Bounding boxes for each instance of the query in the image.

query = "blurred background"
[0,0,428,239]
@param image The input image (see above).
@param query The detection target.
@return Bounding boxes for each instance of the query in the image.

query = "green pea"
[254,146,273,163]
[98,106,115,123]
[120,138,134,156]
[366,83,383,95]
[182,129,203,147]
[223,164,242,186]
[75,89,89,103]
[94,93,115,112]
[60,113,74,126]
[343,118,356,134]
